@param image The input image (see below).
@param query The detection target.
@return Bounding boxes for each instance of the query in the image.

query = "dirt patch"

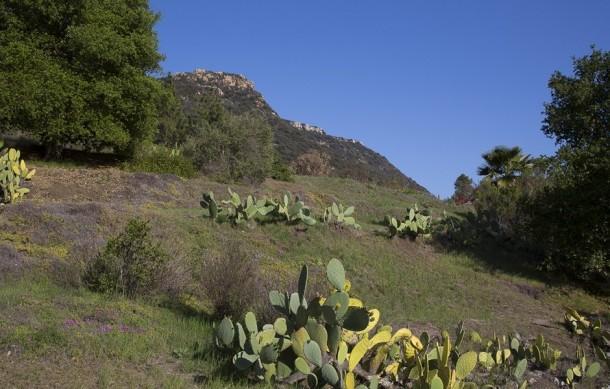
[28,167,194,206]
[511,282,545,300]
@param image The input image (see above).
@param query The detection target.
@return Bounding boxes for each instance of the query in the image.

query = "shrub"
[292,149,331,176]
[199,240,270,320]
[124,142,196,178]
[84,218,168,297]
[184,94,274,184]
[270,151,294,182]
[452,174,475,205]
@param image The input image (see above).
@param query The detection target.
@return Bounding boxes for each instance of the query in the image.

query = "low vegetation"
[384,204,432,239]
[323,202,361,229]
[123,142,197,178]
[0,141,35,204]
[214,259,605,388]
[84,218,169,297]
[0,2,608,386]
[201,189,318,227]
[446,49,609,285]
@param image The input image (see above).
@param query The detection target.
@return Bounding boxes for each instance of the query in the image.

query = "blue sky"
[149,0,609,197]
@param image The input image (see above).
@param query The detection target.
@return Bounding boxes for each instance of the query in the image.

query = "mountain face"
[169,69,428,192]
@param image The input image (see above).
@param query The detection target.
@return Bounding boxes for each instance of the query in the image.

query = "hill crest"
[169,69,428,192]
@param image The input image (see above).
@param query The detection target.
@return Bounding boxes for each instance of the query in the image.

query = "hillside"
[169,69,428,192]
[1,164,608,388]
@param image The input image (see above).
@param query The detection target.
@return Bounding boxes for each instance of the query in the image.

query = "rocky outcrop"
[168,69,429,192]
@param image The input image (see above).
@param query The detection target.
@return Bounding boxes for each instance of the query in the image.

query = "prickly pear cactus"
[0,141,36,204]
[323,202,360,229]
[384,204,431,240]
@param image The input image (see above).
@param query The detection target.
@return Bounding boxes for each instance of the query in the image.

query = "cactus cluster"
[215,259,378,387]
[213,259,604,388]
[0,141,36,204]
[201,189,316,226]
[273,192,317,226]
[323,202,360,229]
[384,204,431,239]
[530,334,561,370]
[202,189,276,225]
[564,308,610,371]
[565,346,601,387]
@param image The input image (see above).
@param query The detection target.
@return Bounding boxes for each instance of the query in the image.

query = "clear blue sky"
[149,0,609,197]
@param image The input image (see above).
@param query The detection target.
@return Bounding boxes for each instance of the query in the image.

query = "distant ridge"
[169,69,428,192]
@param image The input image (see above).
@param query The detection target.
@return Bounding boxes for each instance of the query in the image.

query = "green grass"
[1,167,608,387]
[0,279,252,388]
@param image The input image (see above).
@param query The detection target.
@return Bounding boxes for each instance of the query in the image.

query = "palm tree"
[477,146,533,187]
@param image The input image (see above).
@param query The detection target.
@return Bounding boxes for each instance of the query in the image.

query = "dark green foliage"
[155,78,188,147]
[524,48,610,283]
[124,142,196,178]
[452,174,474,205]
[542,48,609,149]
[84,218,168,297]
[270,152,294,182]
[0,0,165,157]
[183,93,274,183]
[522,147,609,282]
[473,180,525,241]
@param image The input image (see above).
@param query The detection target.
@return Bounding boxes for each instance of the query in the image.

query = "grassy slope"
[0,165,608,388]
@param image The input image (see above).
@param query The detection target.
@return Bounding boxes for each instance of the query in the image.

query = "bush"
[292,149,331,176]
[84,218,168,297]
[124,142,196,178]
[184,94,274,184]
[198,240,271,320]
[522,147,609,283]
[199,240,327,322]
[270,151,294,182]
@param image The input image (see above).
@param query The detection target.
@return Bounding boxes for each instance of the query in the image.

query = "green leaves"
[586,361,600,378]
[1,1,166,157]
[298,265,308,303]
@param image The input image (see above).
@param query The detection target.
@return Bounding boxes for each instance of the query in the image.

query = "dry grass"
[0,164,608,387]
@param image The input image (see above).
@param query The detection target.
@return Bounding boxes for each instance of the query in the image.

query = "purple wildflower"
[63,319,80,328]
[98,324,113,334]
